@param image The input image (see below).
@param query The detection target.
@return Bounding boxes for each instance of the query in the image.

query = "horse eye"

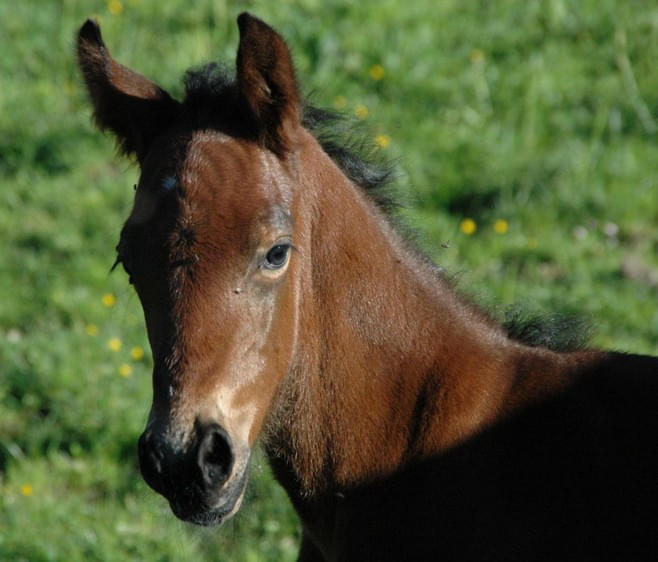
[263,243,290,269]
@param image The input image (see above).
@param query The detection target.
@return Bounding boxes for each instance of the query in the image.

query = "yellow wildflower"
[354,104,369,120]
[333,95,347,110]
[119,363,133,377]
[86,324,99,336]
[107,337,122,352]
[101,293,116,308]
[470,48,485,64]
[108,0,123,16]
[130,346,145,361]
[20,484,33,497]
[493,219,509,234]
[460,218,477,235]
[369,64,385,81]
[374,134,391,149]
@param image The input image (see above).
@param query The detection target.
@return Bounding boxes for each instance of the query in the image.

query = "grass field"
[1,0,657,560]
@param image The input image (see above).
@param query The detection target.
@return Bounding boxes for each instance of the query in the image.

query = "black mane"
[182,63,397,212]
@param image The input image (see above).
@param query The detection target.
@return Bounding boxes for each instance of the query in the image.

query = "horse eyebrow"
[263,207,293,231]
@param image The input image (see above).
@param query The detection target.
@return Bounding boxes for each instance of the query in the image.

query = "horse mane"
[181,63,589,353]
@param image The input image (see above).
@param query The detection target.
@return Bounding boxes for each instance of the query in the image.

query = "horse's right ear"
[76,20,179,162]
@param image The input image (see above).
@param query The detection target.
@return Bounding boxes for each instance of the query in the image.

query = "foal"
[77,13,658,561]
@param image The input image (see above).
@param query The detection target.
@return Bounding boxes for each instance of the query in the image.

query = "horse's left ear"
[236,13,302,156]
[77,19,180,162]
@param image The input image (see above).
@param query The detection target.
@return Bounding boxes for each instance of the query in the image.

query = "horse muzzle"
[138,422,250,526]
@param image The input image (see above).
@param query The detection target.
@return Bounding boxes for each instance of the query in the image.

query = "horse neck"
[264,132,587,499]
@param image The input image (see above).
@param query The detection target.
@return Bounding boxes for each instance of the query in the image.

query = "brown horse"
[77,13,658,561]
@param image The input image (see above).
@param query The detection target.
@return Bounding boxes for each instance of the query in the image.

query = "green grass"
[1,0,657,559]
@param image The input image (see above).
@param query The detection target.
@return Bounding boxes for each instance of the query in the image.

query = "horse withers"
[77,13,658,561]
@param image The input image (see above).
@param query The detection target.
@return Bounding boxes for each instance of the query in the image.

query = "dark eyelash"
[112,248,196,282]
[110,255,122,273]
[111,254,135,285]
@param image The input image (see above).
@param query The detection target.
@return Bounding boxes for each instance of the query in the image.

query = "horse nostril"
[197,424,234,488]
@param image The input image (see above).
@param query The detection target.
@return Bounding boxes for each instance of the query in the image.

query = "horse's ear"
[236,13,301,156]
[76,19,180,162]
